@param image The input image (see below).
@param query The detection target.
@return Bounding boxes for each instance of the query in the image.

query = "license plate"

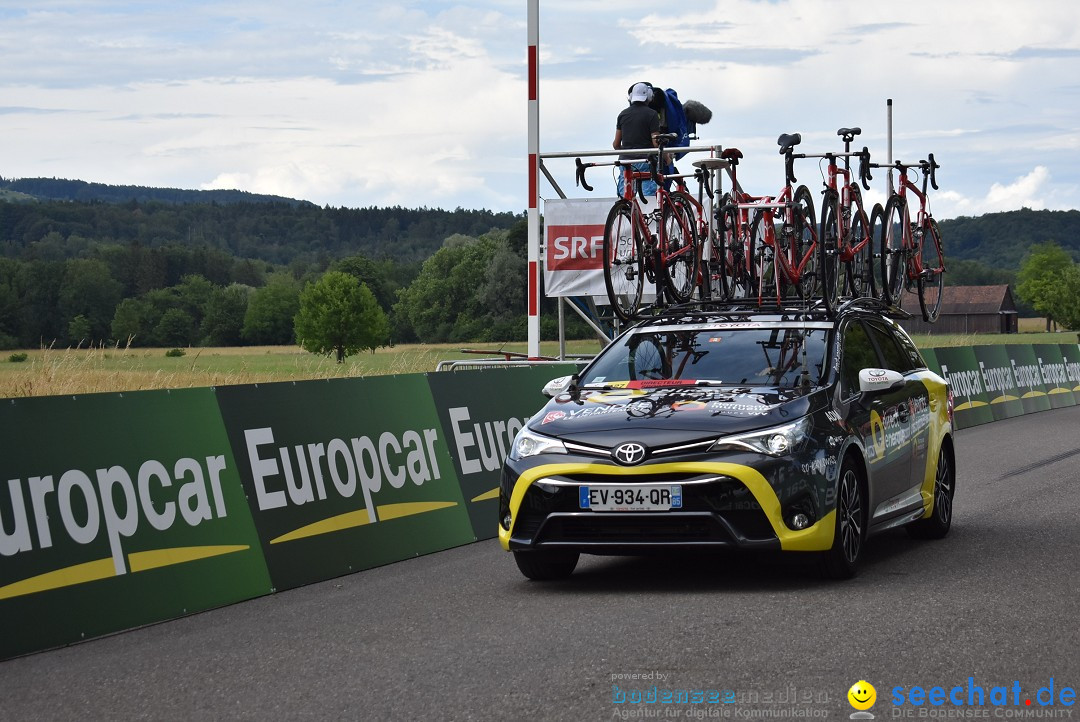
[578,484,683,512]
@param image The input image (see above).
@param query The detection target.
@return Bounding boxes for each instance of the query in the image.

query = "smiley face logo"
[848,680,877,711]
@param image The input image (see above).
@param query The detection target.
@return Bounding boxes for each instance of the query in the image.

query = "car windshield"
[582,326,829,389]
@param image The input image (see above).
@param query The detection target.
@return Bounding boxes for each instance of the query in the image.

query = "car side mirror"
[541,375,574,398]
[858,368,905,398]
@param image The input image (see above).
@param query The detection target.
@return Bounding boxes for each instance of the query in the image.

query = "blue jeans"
[616,162,657,199]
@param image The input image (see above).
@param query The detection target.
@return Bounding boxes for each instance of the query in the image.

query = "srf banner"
[543,196,657,300]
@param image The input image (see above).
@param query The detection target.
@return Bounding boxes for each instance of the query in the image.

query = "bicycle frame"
[889,165,932,281]
[742,185,816,301]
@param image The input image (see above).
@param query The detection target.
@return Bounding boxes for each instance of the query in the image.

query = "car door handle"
[897,406,909,422]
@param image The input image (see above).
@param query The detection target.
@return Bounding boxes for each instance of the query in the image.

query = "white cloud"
[935,166,1054,217]
[2,0,1080,217]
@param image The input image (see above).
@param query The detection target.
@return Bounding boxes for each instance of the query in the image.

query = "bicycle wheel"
[793,185,819,301]
[603,200,645,322]
[865,202,885,300]
[750,211,785,305]
[819,189,842,315]
[880,195,906,306]
[845,194,875,300]
[917,217,946,322]
[660,191,700,304]
[726,205,755,300]
[709,197,734,300]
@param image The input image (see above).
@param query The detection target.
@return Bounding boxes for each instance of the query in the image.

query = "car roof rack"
[622,295,911,325]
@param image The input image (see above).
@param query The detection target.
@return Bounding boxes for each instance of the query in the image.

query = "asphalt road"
[2,406,1079,721]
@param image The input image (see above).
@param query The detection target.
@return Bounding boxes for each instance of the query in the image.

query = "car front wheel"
[513,550,579,580]
[907,443,954,540]
[820,458,865,579]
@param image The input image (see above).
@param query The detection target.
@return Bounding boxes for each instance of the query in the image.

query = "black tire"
[728,205,756,300]
[513,549,579,580]
[820,456,865,579]
[661,191,700,304]
[819,189,842,316]
[880,195,906,306]
[907,441,954,540]
[749,210,780,304]
[792,185,819,300]
[867,202,885,300]
[917,218,945,322]
[845,196,875,300]
[710,201,736,300]
[603,200,644,322]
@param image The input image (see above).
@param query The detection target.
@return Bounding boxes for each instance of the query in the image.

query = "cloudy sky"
[2,0,1079,220]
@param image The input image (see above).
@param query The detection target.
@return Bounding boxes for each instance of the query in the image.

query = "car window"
[885,321,926,370]
[865,320,915,373]
[583,327,828,389]
[839,321,879,398]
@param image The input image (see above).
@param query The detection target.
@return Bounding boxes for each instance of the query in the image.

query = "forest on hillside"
[1,177,1076,350]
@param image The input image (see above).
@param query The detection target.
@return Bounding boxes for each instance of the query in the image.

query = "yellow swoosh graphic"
[471,488,499,502]
[954,400,988,410]
[990,395,1020,404]
[377,501,457,521]
[128,545,250,573]
[0,544,251,600]
[270,501,460,544]
[1049,388,1073,395]
[270,509,374,544]
[0,558,116,601]
[1021,391,1047,398]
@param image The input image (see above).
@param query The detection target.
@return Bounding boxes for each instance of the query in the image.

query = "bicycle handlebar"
[574,158,594,192]
[926,153,940,191]
[858,147,873,191]
[696,167,714,200]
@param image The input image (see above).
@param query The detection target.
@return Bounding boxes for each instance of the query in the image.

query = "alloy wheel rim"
[839,469,862,563]
[935,452,952,524]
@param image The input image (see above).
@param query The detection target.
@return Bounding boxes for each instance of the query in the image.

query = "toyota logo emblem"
[612,442,647,465]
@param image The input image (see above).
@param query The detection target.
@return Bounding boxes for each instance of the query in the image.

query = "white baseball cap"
[629,82,652,103]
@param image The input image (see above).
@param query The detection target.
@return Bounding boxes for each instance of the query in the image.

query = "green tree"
[203,284,251,346]
[154,308,196,346]
[58,258,124,343]
[294,271,389,362]
[242,273,300,345]
[68,315,92,346]
[393,233,501,343]
[1016,242,1076,330]
[111,297,154,346]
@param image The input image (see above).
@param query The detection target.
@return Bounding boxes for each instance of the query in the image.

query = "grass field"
[1,322,1076,399]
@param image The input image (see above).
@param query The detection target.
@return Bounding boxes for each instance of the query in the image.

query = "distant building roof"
[925,285,1017,315]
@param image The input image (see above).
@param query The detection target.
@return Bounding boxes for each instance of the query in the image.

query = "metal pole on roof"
[526,0,541,359]
[887,98,894,195]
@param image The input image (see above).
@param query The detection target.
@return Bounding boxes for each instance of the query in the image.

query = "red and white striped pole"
[526,0,541,359]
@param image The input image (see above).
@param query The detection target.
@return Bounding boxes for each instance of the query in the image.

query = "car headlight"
[709,417,811,457]
[509,426,568,461]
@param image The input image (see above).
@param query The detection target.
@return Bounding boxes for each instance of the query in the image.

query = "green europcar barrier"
[0,348,1076,659]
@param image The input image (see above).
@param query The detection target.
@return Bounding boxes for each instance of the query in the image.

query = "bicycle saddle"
[655,132,679,147]
[837,127,861,138]
[721,148,744,163]
[777,133,801,153]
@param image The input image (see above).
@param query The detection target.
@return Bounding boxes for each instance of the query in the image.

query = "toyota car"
[499,304,955,580]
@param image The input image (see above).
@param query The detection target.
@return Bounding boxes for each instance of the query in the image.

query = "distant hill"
[0,177,313,207]
[938,208,1080,268]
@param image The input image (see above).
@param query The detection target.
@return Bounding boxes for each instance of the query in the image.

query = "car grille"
[511,473,777,547]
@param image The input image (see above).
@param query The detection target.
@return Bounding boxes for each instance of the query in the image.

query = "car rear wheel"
[907,443,954,540]
[820,458,864,580]
[513,550,579,580]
